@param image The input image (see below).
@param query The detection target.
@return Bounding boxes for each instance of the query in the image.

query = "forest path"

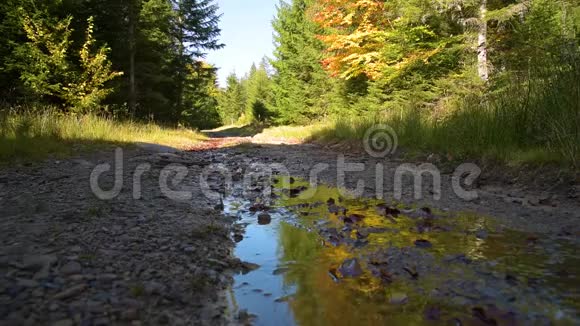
[0,136,578,325]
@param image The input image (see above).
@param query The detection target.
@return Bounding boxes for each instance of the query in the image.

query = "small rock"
[475,230,488,239]
[93,317,110,326]
[257,213,272,225]
[338,258,363,278]
[51,319,74,326]
[17,278,39,288]
[60,261,82,275]
[53,284,86,300]
[414,239,433,248]
[237,309,257,324]
[22,255,57,271]
[86,300,104,313]
[97,274,118,282]
[121,308,139,321]
[49,303,59,312]
[144,281,165,295]
[389,292,408,305]
[72,159,94,168]
[274,295,293,303]
[207,258,230,269]
[240,262,260,274]
[272,267,290,275]
[233,234,244,242]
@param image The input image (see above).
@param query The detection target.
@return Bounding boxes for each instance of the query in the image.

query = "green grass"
[255,124,327,143]
[0,109,206,162]
[258,64,579,168]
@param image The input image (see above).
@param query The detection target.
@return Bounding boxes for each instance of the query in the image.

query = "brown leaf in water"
[403,266,419,280]
[289,186,307,197]
[328,268,340,283]
[379,269,393,283]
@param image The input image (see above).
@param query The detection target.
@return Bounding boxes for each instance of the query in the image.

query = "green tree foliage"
[216,59,276,125]
[271,0,338,124]
[181,62,221,129]
[217,73,246,125]
[242,60,274,123]
[0,0,224,128]
[16,9,121,112]
[267,0,579,124]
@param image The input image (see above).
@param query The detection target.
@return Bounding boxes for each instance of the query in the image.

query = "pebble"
[53,284,86,300]
[122,308,139,321]
[86,300,104,313]
[17,279,39,288]
[475,230,488,239]
[97,274,118,281]
[22,255,57,271]
[60,261,82,275]
[389,293,409,305]
[257,213,272,225]
[51,319,74,326]
[145,282,165,295]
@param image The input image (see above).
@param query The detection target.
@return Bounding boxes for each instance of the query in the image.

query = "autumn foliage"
[313,0,389,79]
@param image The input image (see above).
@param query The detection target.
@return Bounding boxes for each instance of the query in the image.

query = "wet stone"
[257,213,272,225]
[338,258,363,278]
[414,239,433,249]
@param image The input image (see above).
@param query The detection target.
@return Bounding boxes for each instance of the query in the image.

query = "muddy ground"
[0,136,578,325]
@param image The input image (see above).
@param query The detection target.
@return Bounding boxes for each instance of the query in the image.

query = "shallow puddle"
[225,178,579,325]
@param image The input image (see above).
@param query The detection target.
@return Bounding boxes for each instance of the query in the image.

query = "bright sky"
[206,0,279,87]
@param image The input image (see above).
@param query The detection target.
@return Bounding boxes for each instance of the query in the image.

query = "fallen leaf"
[403,266,419,280]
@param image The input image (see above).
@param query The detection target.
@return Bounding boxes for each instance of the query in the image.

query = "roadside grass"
[256,124,327,143]
[310,98,577,167]
[0,109,206,163]
[259,66,579,168]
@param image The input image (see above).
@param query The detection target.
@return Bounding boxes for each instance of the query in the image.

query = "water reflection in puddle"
[225,178,579,325]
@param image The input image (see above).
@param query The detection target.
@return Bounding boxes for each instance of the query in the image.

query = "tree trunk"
[128,0,137,116]
[478,0,489,82]
[176,13,185,117]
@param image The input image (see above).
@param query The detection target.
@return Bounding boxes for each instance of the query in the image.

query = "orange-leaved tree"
[313,0,389,79]
[313,0,474,83]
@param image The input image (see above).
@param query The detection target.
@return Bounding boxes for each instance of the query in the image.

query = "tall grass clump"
[0,107,206,162]
[312,53,579,167]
